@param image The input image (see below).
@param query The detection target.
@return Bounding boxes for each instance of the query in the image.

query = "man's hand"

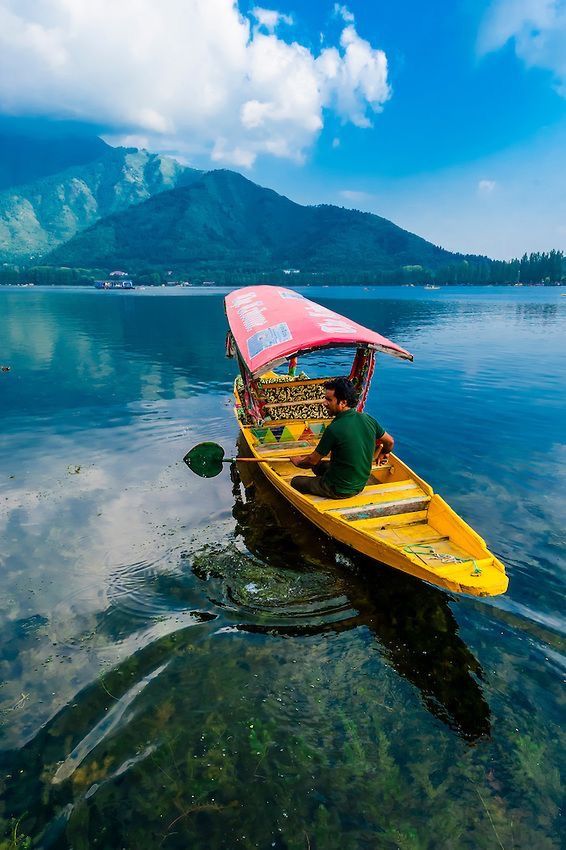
[290,455,307,468]
[290,451,322,469]
[374,431,394,464]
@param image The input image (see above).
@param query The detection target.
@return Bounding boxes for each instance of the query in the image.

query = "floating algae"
[191,544,350,619]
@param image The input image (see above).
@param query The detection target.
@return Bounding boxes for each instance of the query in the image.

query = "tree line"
[0,250,563,286]
[431,250,564,285]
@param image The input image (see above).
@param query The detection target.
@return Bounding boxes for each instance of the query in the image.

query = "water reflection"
[1,286,563,849]
[229,458,491,742]
[0,451,491,846]
[1,291,234,419]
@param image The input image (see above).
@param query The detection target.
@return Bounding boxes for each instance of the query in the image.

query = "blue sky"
[0,0,564,258]
[246,0,566,258]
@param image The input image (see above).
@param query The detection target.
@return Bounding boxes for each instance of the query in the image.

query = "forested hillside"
[47,169,467,275]
[0,148,201,260]
[0,129,563,285]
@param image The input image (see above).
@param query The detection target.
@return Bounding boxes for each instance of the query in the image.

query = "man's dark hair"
[324,377,358,408]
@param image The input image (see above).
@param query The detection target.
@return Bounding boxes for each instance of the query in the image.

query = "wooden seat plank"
[331,495,431,522]
[313,481,425,512]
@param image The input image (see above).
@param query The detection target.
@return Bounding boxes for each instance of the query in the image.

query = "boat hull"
[234,407,508,597]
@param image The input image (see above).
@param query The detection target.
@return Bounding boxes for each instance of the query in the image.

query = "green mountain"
[0,148,202,261]
[0,124,109,190]
[46,169,462,274]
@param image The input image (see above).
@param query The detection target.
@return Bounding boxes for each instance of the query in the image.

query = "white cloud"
[478,179,497,194]
[252,7,293,32]
[340,189,374,203]
[334,4,355,24]
[479,0,566,96]
[0,0,391,167]
[211,138,256,168]
[317,24,391,129]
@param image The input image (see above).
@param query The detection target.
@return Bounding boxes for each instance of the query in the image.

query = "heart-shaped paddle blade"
[183,442,226,478]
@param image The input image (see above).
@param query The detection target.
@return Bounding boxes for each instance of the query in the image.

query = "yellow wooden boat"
[225,286,508,597]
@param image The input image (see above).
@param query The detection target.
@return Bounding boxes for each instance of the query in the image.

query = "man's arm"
[374,431,394,464]
[291,425,334,468]
[290,450,323,469]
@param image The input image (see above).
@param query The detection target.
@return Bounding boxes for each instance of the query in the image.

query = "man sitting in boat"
[290,377,394,499]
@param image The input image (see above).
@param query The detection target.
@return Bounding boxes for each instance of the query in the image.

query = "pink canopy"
[225,286,413,377]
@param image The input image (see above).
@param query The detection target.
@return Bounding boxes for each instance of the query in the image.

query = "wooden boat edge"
[234,410,508,598]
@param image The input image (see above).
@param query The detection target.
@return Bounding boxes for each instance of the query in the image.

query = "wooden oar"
[183,441,291,478]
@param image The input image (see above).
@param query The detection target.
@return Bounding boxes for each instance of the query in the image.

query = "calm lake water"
[0,285,564,849]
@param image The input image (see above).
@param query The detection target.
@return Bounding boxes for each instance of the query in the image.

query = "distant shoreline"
[1,282,563,289]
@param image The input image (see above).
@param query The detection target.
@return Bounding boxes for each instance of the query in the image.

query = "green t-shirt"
[316,409,385,496]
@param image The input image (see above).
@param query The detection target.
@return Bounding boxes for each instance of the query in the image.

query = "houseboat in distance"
[94,270,135,290]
